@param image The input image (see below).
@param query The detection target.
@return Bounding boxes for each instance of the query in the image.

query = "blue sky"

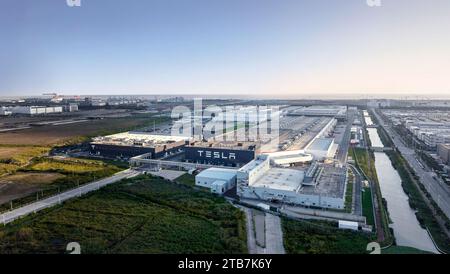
[1,0,450,96]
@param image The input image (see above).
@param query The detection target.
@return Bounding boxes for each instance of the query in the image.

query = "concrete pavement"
[1,169,141,225]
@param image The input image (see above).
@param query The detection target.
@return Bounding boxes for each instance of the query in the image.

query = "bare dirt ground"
[0,147,34,158]
[0,117,150,146]
[0,172,64,205]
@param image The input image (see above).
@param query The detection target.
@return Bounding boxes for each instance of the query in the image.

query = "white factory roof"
[307,138,334,151]
[251,168,304,192]
[239,155,268,173]
[93,132,191,143]
[197,168,237,181]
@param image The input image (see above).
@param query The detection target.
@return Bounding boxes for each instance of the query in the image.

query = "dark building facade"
[90,140,185,159]
[184,145,256,167]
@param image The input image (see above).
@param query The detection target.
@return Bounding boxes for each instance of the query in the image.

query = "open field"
[0,114,169,210]
[362,187,375,226]
[282,218,374,254]
[382,246,432,254]
[0,115,170,146]
[0,173,65,205]
[0,157,122,212]
[27,157,107,173]
[0,175,247,254]
[0,146,51,176]
[175,173,196,187]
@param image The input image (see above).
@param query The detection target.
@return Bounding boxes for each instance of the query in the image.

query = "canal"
[364,112,438,253]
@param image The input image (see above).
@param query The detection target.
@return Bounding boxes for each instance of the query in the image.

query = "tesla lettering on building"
[197,150,236,160]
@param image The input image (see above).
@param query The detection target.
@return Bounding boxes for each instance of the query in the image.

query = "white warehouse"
[195,168,237,195]
[236,155,347,209]
[9,106,63,115]
[305,137,338,161]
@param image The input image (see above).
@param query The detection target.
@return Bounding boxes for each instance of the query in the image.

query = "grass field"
[0,146,51,176]
[0,115,170,146]
[0,114,169,209]
[362,187,375,226]
[175,173,196,187]
[0,173,65,205]
[0,175,247,254]
[0,157,122,212]
[382,246,432,254]
[344,169,353,213]
[282,218,375,254]
[26,157,107,173]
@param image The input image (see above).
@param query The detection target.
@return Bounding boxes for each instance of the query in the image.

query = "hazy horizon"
[2,0,450,96]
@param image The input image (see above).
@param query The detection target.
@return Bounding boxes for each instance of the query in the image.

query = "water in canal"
[365,117,438,253]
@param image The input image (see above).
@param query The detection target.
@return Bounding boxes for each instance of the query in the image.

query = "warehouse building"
[304,137,338,161]
[184,141,258,167]
[8,106,63,115]
[195,167,237,194]
[437,144,450,164]
[288,106,347,119]
[236,155,346,209]
[90,132,190,159]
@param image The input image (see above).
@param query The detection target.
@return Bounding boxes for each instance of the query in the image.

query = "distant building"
[437,144,450,165]
[305,137,338,161]
[0,107,12,116]
[9,106,63,115]
[90,132,190,159]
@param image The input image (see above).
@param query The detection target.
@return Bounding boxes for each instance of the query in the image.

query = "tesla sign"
[197,150,236,160]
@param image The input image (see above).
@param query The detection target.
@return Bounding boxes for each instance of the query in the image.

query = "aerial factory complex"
[116,105,354,212]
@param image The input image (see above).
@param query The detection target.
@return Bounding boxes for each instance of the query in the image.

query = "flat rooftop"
[239,156,268,173]
[91,131,190,147]
[307,137,334,151]
[251,168,304,192]
[300,165,346,198]
[187,141,257,150]
[197,167,237,181]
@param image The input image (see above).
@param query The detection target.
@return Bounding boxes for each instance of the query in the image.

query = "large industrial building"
[195,152,347,209]
[90,132,190,159]
[304,137,338,161]
[236,155,347,209]
[7,106,63,115]
[184,141,258,167]
[437,144,450,164]
[288,106,347,119]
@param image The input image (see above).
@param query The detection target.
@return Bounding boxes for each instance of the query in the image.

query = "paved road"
[1,169,141,225]
[349,165,363,216]
[242,207,259,254]
[240,206,285,254]
[264,213,286,254]
[372,109,450,220]
[337,109,355,165]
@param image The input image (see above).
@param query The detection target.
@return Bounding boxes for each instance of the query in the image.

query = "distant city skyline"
[1,0,450,96]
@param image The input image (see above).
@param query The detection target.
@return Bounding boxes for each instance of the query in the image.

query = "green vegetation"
[362,188,375,226]
[282,218,374,254]
[350,146,393,245]
[0,158,122,212]
[382,245,432,254]
[0,146,51,176]
[386,150,450,253]
[175,173,196,187]
[0,175,247,254]
[26,158,106,173]
[344,170,354,213]
[351,147,377,181]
